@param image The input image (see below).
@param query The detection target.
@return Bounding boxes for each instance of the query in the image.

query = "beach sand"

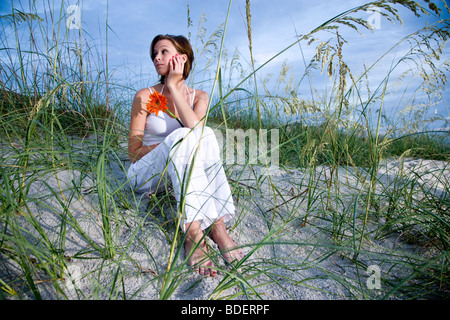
[1,141,448,299]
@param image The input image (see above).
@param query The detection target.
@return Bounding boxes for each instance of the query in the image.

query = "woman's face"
[152,39,185,76]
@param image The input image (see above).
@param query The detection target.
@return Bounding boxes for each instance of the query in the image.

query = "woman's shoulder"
[194,88,208,101]
[132,85,158,113]
[191,89,209,112]
[134,88,149,101]
[134,84,163,99]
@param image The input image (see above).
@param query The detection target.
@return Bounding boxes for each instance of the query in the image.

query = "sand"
[1,141,448,300]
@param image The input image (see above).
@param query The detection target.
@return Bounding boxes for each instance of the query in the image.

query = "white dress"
[127,86,235,232]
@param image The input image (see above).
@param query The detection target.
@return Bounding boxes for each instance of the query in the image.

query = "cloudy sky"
[2,0,449,128]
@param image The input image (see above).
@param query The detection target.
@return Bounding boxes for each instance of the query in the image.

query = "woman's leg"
[184,220,217,277]
[166,127,234,231]
[128,129,220,276]
[164,127,221,276]
[197,129,243,262]
[209,217,244,263]
[131,127,243,275]
[201,128,235,225]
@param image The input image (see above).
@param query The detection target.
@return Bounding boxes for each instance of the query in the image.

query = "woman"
[127,34,243,277]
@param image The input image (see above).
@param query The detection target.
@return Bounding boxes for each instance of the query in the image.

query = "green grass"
[0,0,449,300]
[384,132,449,161]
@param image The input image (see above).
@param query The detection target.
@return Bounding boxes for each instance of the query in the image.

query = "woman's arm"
[166,54,209,129]
[128,88,159,163]
[169,84,208,129]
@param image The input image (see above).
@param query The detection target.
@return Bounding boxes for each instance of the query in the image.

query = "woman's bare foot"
[209,218,244,264]
[184,221,217,277]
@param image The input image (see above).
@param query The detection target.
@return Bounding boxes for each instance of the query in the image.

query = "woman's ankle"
[185,221,203,241]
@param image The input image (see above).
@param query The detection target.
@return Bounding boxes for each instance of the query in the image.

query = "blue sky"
[69,1,447,77]
[1,0,449,129]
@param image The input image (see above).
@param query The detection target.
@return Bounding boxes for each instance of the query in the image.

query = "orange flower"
[146,91,168,116]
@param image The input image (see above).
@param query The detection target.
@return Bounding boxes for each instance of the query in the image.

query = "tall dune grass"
[0,0,449,300]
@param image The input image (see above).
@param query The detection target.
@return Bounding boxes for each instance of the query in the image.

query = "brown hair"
[150,34,194,84]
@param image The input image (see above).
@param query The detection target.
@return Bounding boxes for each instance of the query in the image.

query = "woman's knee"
[167,126,218,157]
[199,126,214,137]
[193,126,217,142]
[169,127,192,140]
[169,126,213,144]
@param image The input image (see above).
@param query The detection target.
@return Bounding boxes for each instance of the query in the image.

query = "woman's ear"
[180,54,188,62]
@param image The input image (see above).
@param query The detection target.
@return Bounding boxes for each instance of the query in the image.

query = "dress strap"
[187,87,192,108]
[191,89,196,109]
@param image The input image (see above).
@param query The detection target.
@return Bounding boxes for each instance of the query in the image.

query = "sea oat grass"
[0,0,449,300]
